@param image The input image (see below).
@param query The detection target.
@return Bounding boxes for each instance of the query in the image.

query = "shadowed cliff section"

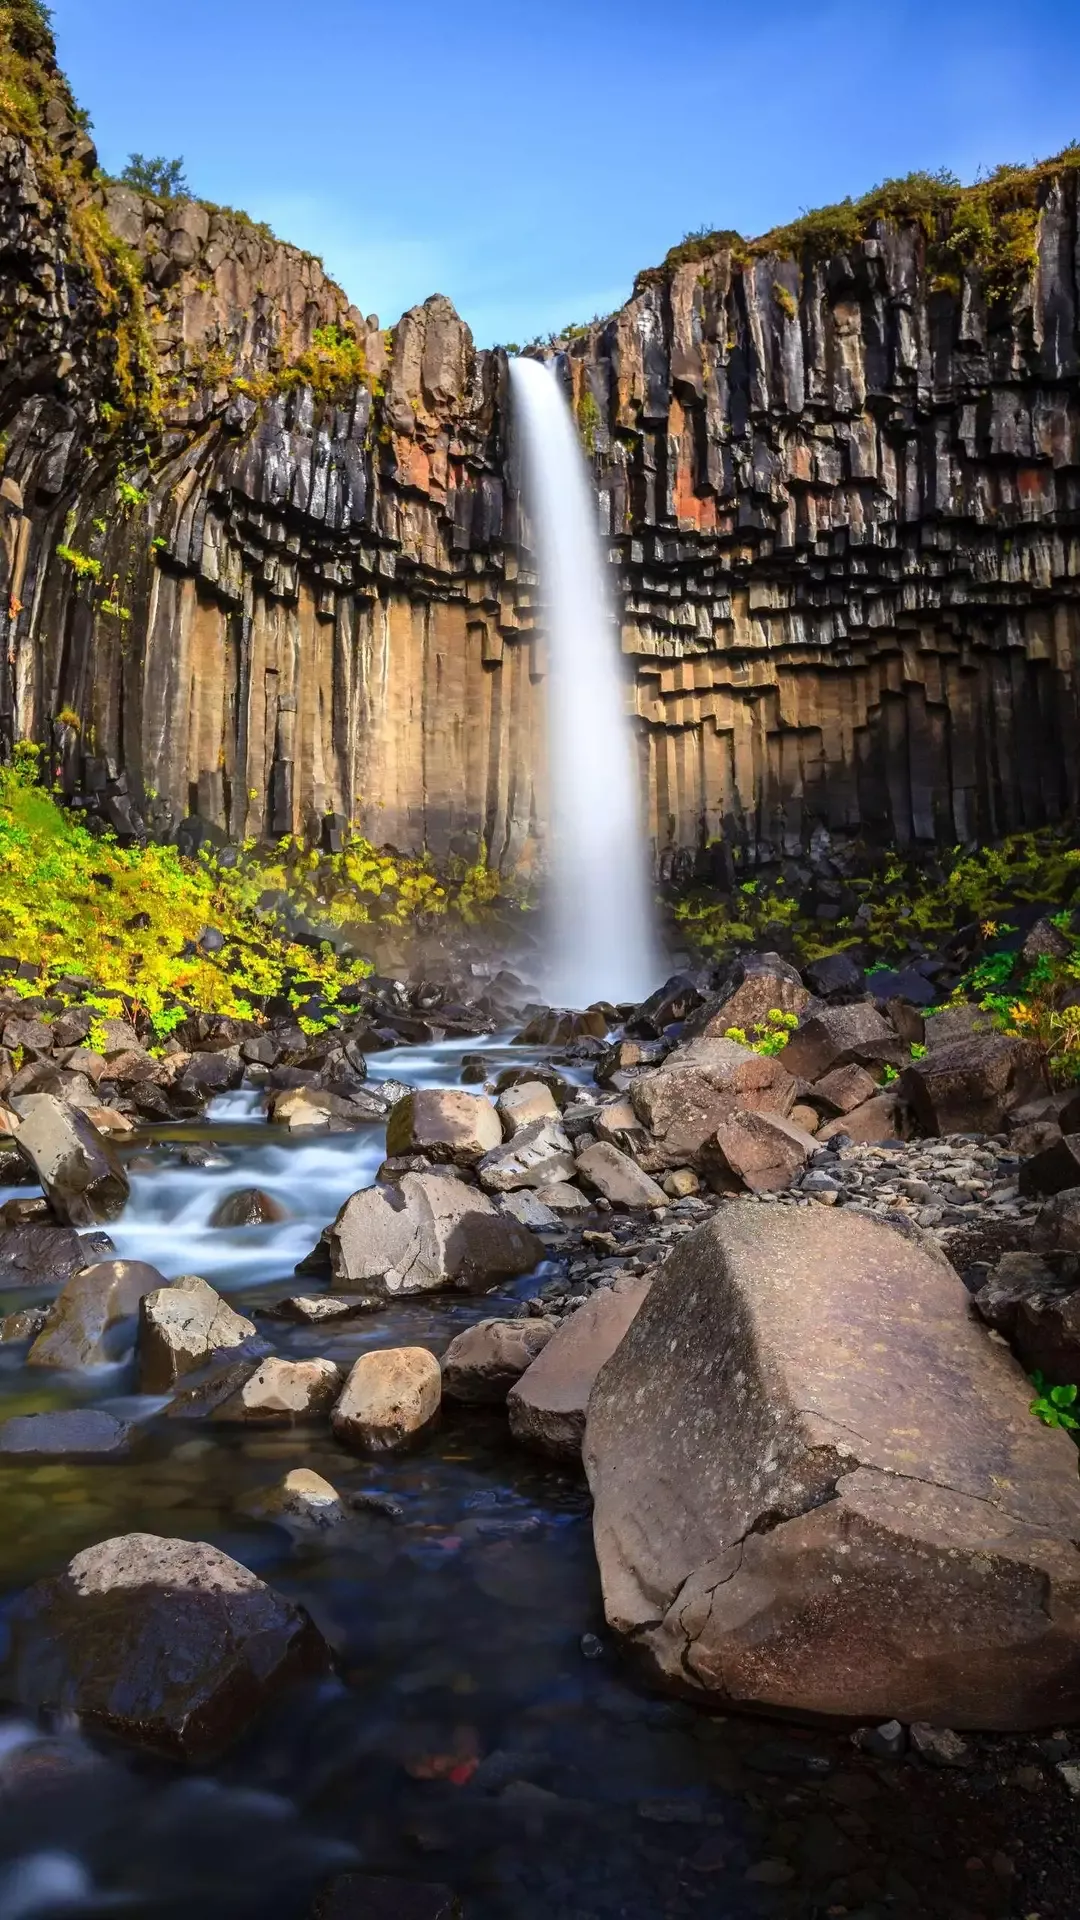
[0,0,1078,876]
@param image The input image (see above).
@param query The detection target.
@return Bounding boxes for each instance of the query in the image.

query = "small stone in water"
[580,1632,604,1660]
[856,1718,906,1759]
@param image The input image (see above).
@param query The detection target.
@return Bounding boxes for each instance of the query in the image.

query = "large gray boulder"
[9,1095,129,1225]
[329,1172,541,1299]
[681,954,808,1042]
[7,1533,326,1758]
[138,1274,257,1391]
[28,1260,168,1369]
[781,1004,905,1083]
[585,1207,1080,1730]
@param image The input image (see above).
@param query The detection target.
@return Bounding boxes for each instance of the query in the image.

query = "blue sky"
[50,0,1080,348]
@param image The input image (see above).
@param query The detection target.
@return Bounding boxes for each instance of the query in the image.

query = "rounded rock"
[332,1347,441,1452]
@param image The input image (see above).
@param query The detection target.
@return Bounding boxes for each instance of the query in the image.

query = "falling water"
[509,357,659,1007]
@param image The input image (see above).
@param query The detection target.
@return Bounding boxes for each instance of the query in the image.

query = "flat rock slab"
[7,1532,326,1758]
[585,1207,1080,1731]
[508,1279,652,1460]
[0,1409,134,1460]
[0,1226,110,1290]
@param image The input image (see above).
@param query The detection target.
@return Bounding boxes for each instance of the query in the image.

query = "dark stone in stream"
[208,1187,289,1228]
[8,1533,329,1759]
[165,1355,266,1417]
[0,1409,134,1460]
[310,1875,460,1920]
[27,1260,168,1370]
[0,1305,49,1342]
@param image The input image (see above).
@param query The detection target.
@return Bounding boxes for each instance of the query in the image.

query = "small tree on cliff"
[121,153,189,199]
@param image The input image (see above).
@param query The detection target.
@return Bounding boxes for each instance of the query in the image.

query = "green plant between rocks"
[1030,1373,1080,1432]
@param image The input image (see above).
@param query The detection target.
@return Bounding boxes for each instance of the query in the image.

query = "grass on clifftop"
[646,148,1080,304]
[0,752,503,1037]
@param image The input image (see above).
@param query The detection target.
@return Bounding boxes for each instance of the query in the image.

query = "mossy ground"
[0,753,505,1038]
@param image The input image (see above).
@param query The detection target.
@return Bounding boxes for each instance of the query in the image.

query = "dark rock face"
[2,43,1079,868]
[7,1533,327,1758]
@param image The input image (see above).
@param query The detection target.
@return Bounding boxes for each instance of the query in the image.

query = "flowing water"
[0,1041,1052,1919]
[509,358,659,1009]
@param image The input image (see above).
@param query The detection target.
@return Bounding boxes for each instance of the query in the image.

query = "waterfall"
[509,357,659,1009]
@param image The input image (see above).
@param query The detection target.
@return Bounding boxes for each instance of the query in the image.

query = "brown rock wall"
[1,50,1079,869]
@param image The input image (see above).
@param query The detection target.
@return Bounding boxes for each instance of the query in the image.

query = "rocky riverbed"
[1,949,1080,1917]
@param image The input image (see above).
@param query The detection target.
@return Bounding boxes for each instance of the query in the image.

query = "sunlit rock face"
[2,20,1078,871]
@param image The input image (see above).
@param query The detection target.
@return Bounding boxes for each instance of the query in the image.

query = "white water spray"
[509,357,659,1007]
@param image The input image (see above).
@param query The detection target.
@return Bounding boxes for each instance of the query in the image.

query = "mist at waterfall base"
[509,358,659,1008]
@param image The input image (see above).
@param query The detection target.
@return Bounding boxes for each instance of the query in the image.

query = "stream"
[0,1035,1056,1919]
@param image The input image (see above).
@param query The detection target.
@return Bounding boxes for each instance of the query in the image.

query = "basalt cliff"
[1,3,1079,878]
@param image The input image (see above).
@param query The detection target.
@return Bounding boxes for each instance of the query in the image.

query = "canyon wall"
[1,11,1078,873]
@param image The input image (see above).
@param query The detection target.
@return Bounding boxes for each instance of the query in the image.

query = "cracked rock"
[585,1206,1080,1729]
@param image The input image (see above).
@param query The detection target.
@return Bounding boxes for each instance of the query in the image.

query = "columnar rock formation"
[1,9,1078,869]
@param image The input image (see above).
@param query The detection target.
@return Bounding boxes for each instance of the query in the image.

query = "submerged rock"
[7,1532,327,1758]
[0,1408,134,1460]
[212,1356,342,1424]
[254,1468,349,1535]
[208,1187,289,1227]
[585,1207,1080,1729]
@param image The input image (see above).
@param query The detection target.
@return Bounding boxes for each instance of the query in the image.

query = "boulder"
[900,1034,1047,1137]
[1032,1189,1080,1255]
[574,1142,666,1209]
[476,1117,576,1192]
[493,1064,571,1108]
[28,1260,168,1369]
[138,1274,257,1391]
[974,1253,1080,1380]
[440,1316,560,1404]
[803,952,866,1000]
[1020,1136,1080,1198]
[0,1225,108,1290]
[809,1062,879,1115]
[507,1278,651,1460]
[0,1306,49,1342]
[331,1347,441,1451]
[625,972,705,1037]
[924,1004,993,1049]
[585,1207,1080,1729]
[271,1087,385,1130]
[270,1295,372,1324]
[781,1004,905,1083]
[662,1168,701,1198]
[630,1037,795,1170]
[537,1182,591,1213]
[7,1533,326,1758]
[9,1096,129,1226]
[515,1008,607,1047]
[817,1093,903,1145]
[385,1089,502,1165]
[330,1172,541,1298]
[497,1189,562,1230]
[706,1109,819,1193]
[208,1188,289,1227]
[867,967,937,1009]
[0,1409,134,1460]
[496,1081,559,1136]
[593,1097,644,1147]
[682,954,809,1043]
[212,1356,342,1424]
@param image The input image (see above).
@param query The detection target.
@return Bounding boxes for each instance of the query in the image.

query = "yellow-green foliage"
[723,1009,800,1056]
[650,151,1080,305]
[0,755,512,1035]
[675,829,1080,965]
[772,282,798,320]
[576,387,602,454]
